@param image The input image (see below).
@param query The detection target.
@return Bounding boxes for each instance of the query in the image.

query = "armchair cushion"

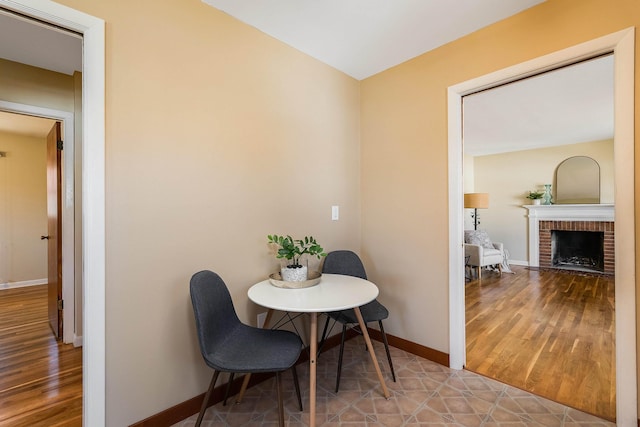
[465,240,504,268]
[464,230,495,250]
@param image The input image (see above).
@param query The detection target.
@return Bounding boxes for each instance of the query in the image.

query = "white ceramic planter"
[281,265,308,282]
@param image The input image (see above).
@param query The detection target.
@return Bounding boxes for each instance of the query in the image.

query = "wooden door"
[46,122,63,339]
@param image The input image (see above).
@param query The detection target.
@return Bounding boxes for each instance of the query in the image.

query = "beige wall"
[361,0,638,370]
[472,139,614,263]
[54,0,361,425]
[18,0,639,423]
[0,131,47,283]
[359,0,640,416]
[0,58,75,111]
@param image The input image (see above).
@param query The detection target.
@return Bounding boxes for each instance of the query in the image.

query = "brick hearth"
[539,220,614,275]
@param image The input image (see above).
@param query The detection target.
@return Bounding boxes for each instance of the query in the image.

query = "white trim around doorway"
[448,28,636,425]
[0,1,106,425]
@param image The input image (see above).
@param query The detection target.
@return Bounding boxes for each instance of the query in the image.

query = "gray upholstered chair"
[319,250,396,392]
[190,270,302,427]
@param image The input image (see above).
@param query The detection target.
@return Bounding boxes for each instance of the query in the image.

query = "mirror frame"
[554,155,601,204]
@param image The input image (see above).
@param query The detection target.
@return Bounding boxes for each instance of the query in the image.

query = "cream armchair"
[464,230,504,280]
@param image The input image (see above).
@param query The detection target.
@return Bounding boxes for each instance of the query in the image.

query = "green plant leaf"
[268,234,327,262]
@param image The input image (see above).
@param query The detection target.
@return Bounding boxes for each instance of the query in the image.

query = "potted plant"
[526,191,544,205]
[267,235,326,281]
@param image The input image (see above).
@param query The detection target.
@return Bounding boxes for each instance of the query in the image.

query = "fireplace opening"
[551,230,604,272]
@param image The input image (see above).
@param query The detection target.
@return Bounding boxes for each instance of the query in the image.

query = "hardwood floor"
[465,265,615,421]
[0,285,82,427]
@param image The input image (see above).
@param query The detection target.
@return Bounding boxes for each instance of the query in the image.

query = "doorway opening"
[461,55,615,418]
[447,28,636,425]
[0,106,76,343]
[0,1,105,425]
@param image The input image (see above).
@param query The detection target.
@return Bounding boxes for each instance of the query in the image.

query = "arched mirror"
[555,156,600,204]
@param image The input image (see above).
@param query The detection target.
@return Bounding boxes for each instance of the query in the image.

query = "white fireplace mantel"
[524,204,614,266]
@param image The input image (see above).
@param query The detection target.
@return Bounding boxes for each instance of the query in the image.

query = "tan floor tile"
[414,406,450,423]
[375,413,406,426]
[442,396,476,413]
[372,396,402,414]
[529,413,564,427]
[172,339,616,427]
[450,413,485,427]
[396,394,426,414]
[466,396,496,413]
[437,384,468,398]
[489,407,526,423]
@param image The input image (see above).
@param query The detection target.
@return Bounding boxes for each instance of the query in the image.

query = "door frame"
[0,101,75,344]
[447,28,636,424]
[0,0,106,425]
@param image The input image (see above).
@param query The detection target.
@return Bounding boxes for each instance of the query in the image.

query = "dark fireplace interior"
[551,230,604,272]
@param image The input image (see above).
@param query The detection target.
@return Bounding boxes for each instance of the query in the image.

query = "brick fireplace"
[524,204,614,275]
[538,220,614,274]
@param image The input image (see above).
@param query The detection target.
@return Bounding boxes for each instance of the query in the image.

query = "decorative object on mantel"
[463,193,489,230]
[267,235,326,283]
[555,156,600,204]
[526,190,544,205]
[542,184,553,205]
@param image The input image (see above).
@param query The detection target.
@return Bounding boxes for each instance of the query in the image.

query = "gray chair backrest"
[322,250,367,280]
[190,270,241,358]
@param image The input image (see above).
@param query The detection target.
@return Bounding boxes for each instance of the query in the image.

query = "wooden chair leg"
[478,266,482,281]
[196,370,220,427]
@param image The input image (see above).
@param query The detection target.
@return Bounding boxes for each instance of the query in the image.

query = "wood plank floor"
[0,285,82,427]
[465,265,615,422]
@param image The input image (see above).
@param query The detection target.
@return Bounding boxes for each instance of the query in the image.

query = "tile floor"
[173,338,616,426]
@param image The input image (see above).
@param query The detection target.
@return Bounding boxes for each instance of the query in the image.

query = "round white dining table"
[241,273,391,427]
[248,273,378,312]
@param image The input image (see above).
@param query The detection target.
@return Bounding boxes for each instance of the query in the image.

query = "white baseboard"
[73,335,83,347]
[508,259,528,266]
[0,278,47,290]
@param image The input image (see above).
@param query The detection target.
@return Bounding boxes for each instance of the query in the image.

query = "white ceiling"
[202,0,545,80]
[464,55,614,156]
[0,9,82,76]
[0,1,614,154]
[0,111,55,138]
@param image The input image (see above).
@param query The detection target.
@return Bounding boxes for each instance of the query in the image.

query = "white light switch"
[332,205,339,220]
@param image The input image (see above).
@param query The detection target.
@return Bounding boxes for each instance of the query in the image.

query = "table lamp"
[464,193,489,230]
